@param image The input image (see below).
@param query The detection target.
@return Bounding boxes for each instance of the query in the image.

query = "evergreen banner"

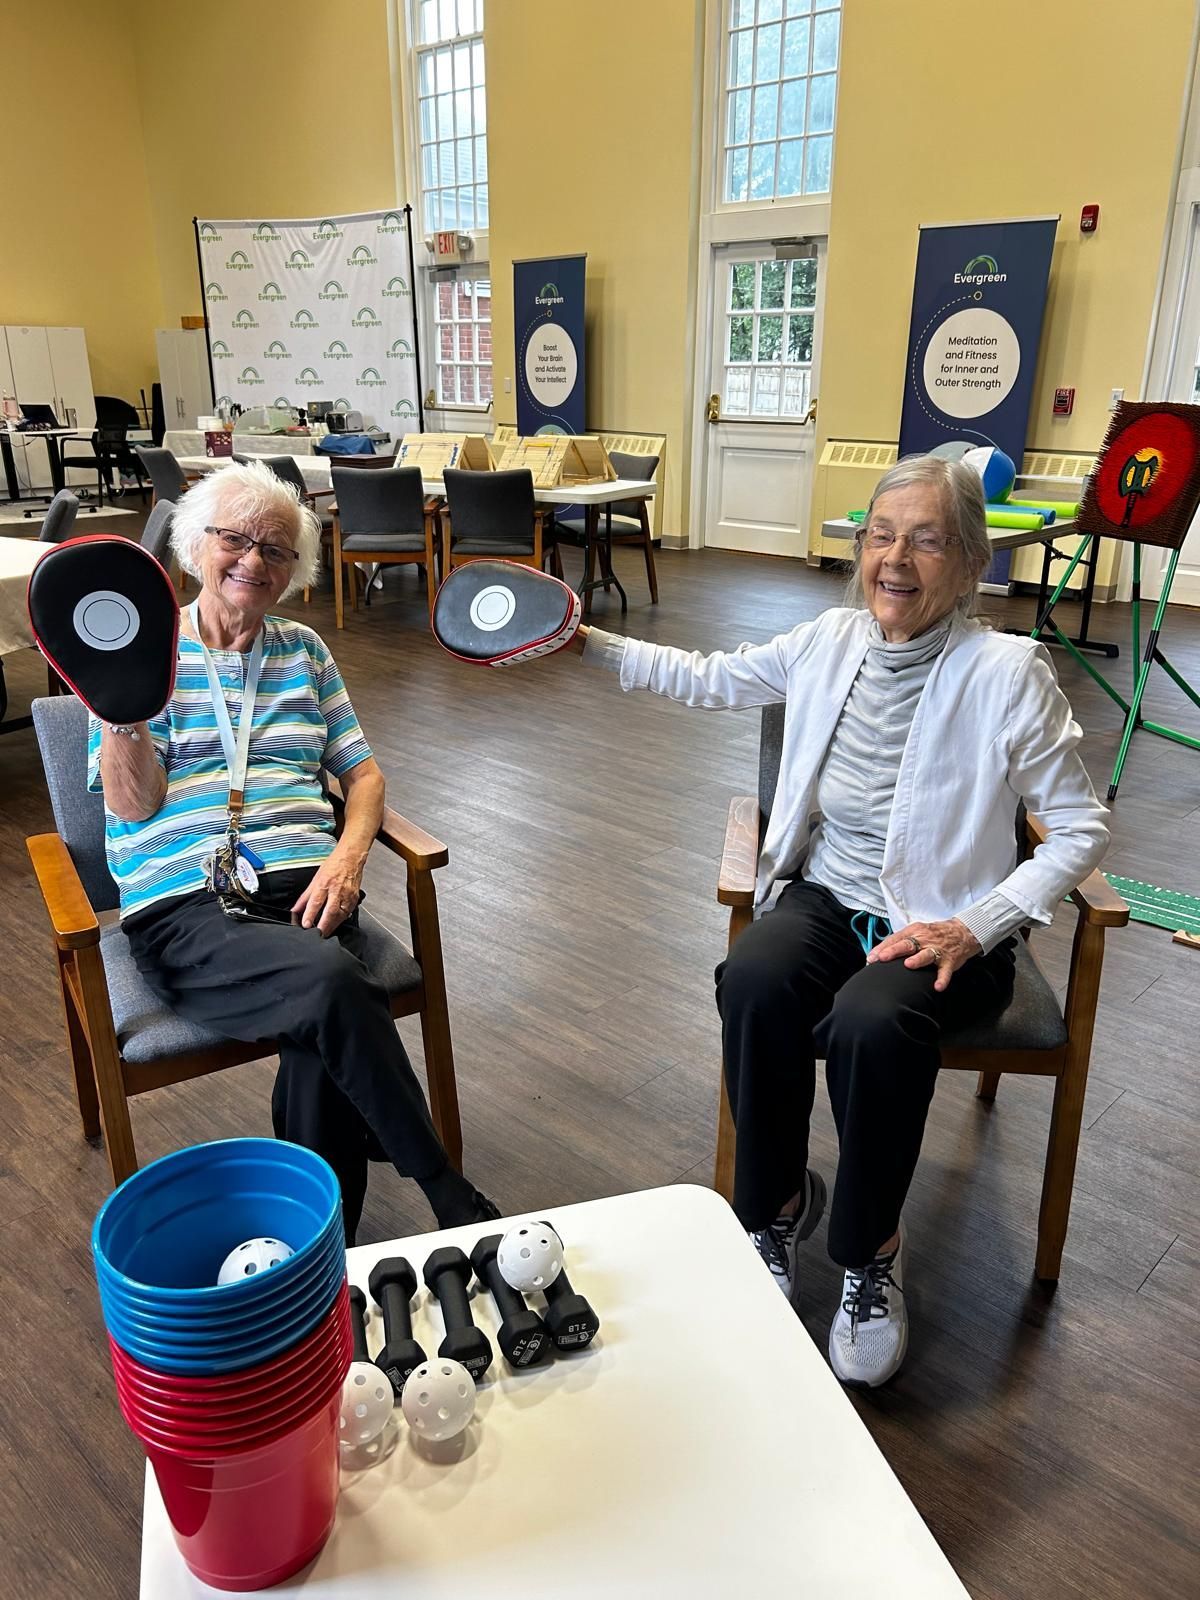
[196,208,422,430]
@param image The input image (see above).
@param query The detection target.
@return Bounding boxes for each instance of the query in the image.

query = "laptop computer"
[18,403,62,428]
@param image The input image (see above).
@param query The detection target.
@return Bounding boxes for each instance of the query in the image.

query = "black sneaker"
[749,1168,827,1302]
[469,1190,501,1223]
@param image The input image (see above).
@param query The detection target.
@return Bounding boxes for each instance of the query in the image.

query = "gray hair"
[846,454,992,617]
[170,458,321,600]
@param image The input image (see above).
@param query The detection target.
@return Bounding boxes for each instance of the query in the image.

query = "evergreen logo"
[290,308,319,329]
[264,339,291,361]
[382,275,410,298]
[352,306,382,328]
[376,211,405,235]
[272,395,293,408]
[319,280,348,301]
[258,280,286,302]
[386,338,414,360]
[254,222,281,241]
[332,398,353,411]
[357,366,386,387]
[205,281,227,302]
[211,339,233,359]
[346,244,378,267]
[390,399,418,418]
[325,339,353,361]
[198,222,223,242]
[296,368,323,386]
[311,219,343,241]
[215,394,234,410]
[227,249,254,272]
[233,309,260,329]
[239,366,265,386]
[286,248,314,271]
[955,254,1006,285]
[536,282,565,307]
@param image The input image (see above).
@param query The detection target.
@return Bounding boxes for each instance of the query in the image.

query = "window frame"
[408,0,489,238]
[427,265,494,414]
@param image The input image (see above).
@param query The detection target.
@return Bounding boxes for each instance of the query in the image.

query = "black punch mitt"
[431,560,581,667]
[27,535,180,723]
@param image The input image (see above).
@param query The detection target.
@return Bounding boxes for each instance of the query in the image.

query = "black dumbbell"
[348,1283,371,1363]
[470,1235,551,1369]
[423,1245,493,1381]
[368,1256,427,1399]
[537,1222,600,1351]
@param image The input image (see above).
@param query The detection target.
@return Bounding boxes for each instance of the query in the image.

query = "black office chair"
[135,446,189,506]
[139,500,175,567]
[440,468,557,575]
[553,449,660,604]
[38,490,80,543]
[62,422,139,509]
[330,465,437,627]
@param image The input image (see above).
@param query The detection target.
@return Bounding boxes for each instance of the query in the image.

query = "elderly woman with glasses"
[576,454,1107,1386]
[89,459,498,1241]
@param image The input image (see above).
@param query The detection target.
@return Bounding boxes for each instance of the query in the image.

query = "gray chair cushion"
[341,533,426,552]
[942,938,1067,1053]
[450,540,535,556]
[554,513,642,539]
[32,696,119,912]
[103,907,423,1064]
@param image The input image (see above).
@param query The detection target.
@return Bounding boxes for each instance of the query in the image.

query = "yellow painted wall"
[812,0,1195,586]
[0,3,163,402]
[485,1,701,537]
[131,0,399,325]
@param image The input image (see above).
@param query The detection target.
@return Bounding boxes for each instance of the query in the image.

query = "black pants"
[125,869,449,1242]
[715,880,1015,1268]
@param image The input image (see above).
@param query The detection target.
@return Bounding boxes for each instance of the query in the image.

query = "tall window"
[723,0,840,204]
[413,0,488,233]
[721,257,815,417]
[434,274,492,406]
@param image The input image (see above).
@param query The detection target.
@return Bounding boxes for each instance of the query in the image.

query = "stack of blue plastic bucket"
[92,1138,351,1590]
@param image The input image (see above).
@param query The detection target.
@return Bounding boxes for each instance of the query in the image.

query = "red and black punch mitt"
[431,560,581,667]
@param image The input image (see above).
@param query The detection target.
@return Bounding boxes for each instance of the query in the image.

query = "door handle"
[802,396,818,425]
[706,393,720,423]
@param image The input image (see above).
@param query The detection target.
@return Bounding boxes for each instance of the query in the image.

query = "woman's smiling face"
[860,483,973,641]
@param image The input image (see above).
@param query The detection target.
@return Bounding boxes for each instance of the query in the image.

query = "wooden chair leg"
[76,946,138,1185]
[1035,1049,1089,1282]
[58,951,100,1140]
[714,1072,736,1203]
[640,505,659,603]
[976,1070,1001,1100]
[408,870,463,1171]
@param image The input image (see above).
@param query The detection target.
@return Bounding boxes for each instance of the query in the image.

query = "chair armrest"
[1024,814,1129,927]
[324,775,449,870]
[718,795,760,907]
[26,833,101,949]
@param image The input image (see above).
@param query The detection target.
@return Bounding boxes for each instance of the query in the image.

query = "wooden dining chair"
[440,467,559,576]
[26,695,463,1189]
[713,703,1129,1283]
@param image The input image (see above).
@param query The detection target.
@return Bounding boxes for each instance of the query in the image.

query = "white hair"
[846,454,992,618]
[169,458,321,600]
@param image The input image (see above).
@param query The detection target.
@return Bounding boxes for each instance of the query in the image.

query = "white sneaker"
[748,1168,827,1302]
[828,1225,908,1388]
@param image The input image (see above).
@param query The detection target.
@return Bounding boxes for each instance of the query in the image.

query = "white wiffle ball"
[340,1361,394,1447]
[496,1221,564,1294]
[217,1236,295,1286]
[401,1359,476,1442]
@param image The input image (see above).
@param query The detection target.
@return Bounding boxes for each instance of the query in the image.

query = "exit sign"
[433,231,461,263]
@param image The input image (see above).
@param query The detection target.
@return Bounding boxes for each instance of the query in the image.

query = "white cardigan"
[615,608,1109,929]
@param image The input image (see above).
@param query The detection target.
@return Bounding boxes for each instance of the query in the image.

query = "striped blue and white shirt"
[88,616,372,919]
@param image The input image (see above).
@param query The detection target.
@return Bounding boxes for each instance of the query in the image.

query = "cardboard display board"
[494,435,616,488]
[396,433,494,475]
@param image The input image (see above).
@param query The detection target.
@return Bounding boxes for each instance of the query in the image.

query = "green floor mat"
[1103,873,1200,936]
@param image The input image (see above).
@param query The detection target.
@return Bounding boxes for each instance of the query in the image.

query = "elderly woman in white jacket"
[576,454,1108,1388]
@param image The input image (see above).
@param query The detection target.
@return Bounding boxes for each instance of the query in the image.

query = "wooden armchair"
[26,695,462,1189]
[714,704,1128,1283]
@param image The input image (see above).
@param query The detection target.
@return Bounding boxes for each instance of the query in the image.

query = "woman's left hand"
[292,850,366,937]
[867,918,982,992]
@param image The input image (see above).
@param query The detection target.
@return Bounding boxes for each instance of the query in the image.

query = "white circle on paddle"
[469,584,517,632]
[72,590,140,651]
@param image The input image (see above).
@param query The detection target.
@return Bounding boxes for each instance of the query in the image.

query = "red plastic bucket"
[145,1392,342,1591]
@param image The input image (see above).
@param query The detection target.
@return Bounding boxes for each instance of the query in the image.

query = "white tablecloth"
[0,536,47,655]
[163,430,325,460]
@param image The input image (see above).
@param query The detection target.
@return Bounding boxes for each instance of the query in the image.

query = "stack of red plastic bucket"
[93,1139,351,1590]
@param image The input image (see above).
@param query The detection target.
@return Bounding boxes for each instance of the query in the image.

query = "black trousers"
[124,869,450,1242]
[715,880,1015,1268]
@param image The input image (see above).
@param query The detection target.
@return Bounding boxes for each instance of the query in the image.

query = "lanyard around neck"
[190,601,265,826]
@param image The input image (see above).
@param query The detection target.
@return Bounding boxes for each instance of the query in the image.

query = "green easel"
[1028,422,1200,802]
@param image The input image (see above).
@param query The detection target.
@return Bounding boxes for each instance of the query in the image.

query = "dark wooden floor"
[1,510,1198,1599]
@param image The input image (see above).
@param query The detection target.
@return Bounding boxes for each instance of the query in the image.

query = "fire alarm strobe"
[1053,387,1075,417]
[1081,204,1100,234]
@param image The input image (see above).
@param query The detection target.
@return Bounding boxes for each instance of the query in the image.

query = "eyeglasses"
[205,526,299,568]
[857,526,961,556]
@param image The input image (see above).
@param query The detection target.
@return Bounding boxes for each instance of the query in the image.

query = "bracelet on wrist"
[107,724,141,740]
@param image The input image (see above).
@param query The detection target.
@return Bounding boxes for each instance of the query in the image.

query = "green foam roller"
[1009,498,1079,519]
[846,509,866,523]
[984,507,1045,531]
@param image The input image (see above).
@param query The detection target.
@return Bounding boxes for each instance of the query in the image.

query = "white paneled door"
[703,242,823,556]
[1149,204,1200,607]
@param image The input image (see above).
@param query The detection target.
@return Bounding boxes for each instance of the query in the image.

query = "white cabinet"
[1,325,95,490]
[157,329,213,430]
